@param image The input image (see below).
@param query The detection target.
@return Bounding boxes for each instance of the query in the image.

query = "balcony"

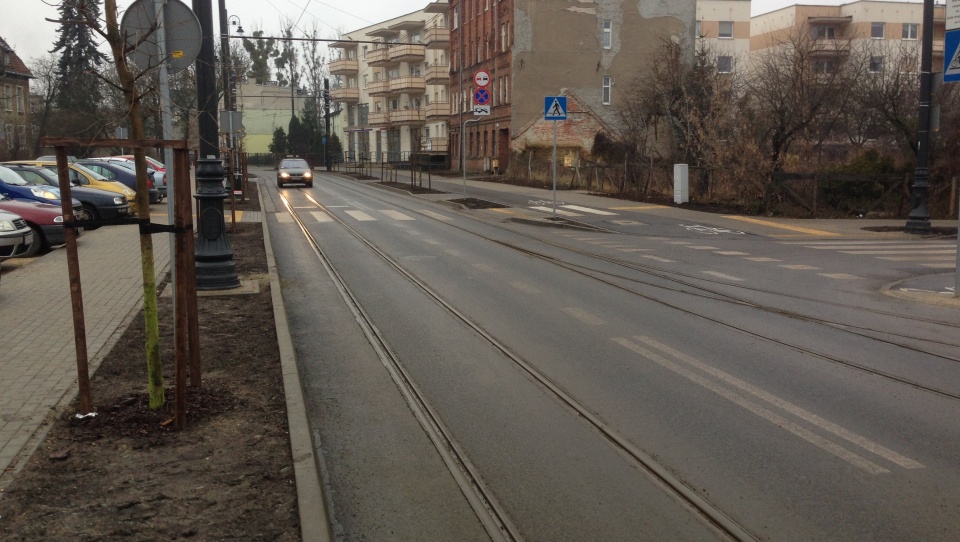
[390,76,426,94]
[330,87,360,103]
[422,26,449,49]
[425,63,450,85]
[425,101,450,119]
[390,109,424,125]
[369,111,390,126]
[329,58,359,76]
[425,137,448,152]
[368,79,394,97]
[388,44,426,63]
[367,47,393,66]
[809,39,849,58]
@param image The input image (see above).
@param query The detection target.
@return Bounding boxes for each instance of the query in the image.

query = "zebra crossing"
[780,239,957,268]
[282,207,451,224]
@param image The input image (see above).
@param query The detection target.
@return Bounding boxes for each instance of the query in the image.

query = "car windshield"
[11,168,53,186]
[0,165,28,186]
[72,163,109,181]
[280,159,309,169]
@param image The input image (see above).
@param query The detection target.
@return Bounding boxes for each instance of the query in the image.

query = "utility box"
[674,163,689,204]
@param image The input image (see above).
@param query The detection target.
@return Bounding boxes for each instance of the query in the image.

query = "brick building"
[0,37,33,160]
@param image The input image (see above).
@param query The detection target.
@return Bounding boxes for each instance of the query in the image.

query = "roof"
[0,36,34,79]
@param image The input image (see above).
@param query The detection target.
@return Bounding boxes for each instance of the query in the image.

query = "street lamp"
[905,0,934,234]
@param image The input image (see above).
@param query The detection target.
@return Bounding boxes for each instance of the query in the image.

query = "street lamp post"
[905,0,934,234]
[193,0,239,290]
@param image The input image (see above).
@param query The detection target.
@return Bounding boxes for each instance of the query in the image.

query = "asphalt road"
[263,168,960,541]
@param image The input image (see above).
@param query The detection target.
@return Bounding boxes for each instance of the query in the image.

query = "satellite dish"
[120,0,202,74]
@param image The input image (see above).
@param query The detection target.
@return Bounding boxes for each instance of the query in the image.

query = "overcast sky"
[5,0,923,70]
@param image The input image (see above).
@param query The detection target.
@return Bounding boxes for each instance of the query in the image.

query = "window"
[813,59,836,73]
[362,74,368,87]
[504,75,508,103]
[719,21,733,39]
[602,20,612,49]
[602,76,612,105]
[812,25,836,40]
[15,87,23,114]
[453,8,458,29]
[902,23,918,40]
[869,56,884,73]
[501,23,507,51]
[6,124,15,149]
[871,22,884,39]
[717,56,733,74]
[695,20,702,38]
[362,45,368,58]
[485,0,489,11]
[3,86,10,112]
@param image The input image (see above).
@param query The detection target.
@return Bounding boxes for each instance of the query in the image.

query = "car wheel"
[306,182,313,188]
[80,204,101,230]
[21,225,44,258]
[277,180,283,188]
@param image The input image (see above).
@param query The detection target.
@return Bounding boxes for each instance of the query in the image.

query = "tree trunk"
[104,0,164,410]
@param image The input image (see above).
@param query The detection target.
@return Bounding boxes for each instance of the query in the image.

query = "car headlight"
[303,171,313,178]
[54,215,64,223]
[31,187,59,199]
[124,188,136,197]
[113,196,126,205]
[279,172,290,178]
[0,220,15,232]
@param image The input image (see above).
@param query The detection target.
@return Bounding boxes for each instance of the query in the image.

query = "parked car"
[35,155,77,163]
[276,157,313,188]
[77,159,160,203]
[3,164,132,226]
[113,155,168,199]
[0,207,33,261]
[0,164,83,211]
[7,161,139,214]
[0,193,74,258]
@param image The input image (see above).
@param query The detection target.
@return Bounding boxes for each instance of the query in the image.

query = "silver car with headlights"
[276,158,313,188]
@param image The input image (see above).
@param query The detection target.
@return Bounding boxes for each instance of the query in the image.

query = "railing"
[425,101,450,118]
[367,79,393,96]
[388,44,426,62]
[389,76,426,93]
[422,26,450,48]
[368,111,390,125]
[329,58,359,75]
[367,48,391,65]
[425,63,450,84]
[390,109,424,124]
[329,87,360,102]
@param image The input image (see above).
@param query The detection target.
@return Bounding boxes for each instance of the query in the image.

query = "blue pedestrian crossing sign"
[945,29,960,83]
[544,96,567,120]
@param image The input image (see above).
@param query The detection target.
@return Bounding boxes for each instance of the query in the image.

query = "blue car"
[77,159,160,204]
[0,164,83,211]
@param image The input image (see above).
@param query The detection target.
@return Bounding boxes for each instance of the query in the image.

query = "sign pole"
[552,120,557,218]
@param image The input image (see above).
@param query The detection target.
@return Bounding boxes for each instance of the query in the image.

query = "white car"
[0,208,33,261]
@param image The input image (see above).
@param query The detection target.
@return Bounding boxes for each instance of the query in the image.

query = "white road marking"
[424,239,442,245]
[809,244,956,250]
[841,250,956,255]
[530,206,581,216]
[419,210,453,221]
[703,271,744,281]
[445,249,462,257]
[819,273,863,280]
[922,263,956,269]
[561,205,618,216]
[687,246,719,250]
[277,214,294,223]
[617,248,655,253]
[745,257,781,262]
[666,241,692,245]
[642,255,675,263]
[472,263,495,272]
[632,337,923,471]
[380,210,415,221]
[345,210,376,221]
[614,338,890,474]
[562,307,605,325]
[878,256,956,261]
[310,211,333,223]
[510,282,541,294]
[779,240,917,245]
[780,264,820,270]
[715,251,750,256]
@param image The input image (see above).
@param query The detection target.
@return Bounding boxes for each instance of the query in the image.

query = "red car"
[0,193,76,258]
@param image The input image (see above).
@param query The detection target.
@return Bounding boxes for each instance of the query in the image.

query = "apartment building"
[329,4,451,163]
[235,80,308,154]
[750,1,947,74]
[449,0,696,172]
[0,37,33,160]
[696,0,752,73]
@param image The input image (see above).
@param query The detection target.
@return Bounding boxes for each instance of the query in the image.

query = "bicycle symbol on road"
[679,224,746,235]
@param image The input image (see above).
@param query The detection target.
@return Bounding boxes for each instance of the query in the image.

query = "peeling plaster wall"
[511,0,695,150]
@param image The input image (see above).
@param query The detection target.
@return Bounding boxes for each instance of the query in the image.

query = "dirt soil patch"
[0,183,300,541]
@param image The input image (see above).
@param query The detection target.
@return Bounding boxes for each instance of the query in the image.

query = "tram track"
[275,186,757,542]
[288,177,960,402]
